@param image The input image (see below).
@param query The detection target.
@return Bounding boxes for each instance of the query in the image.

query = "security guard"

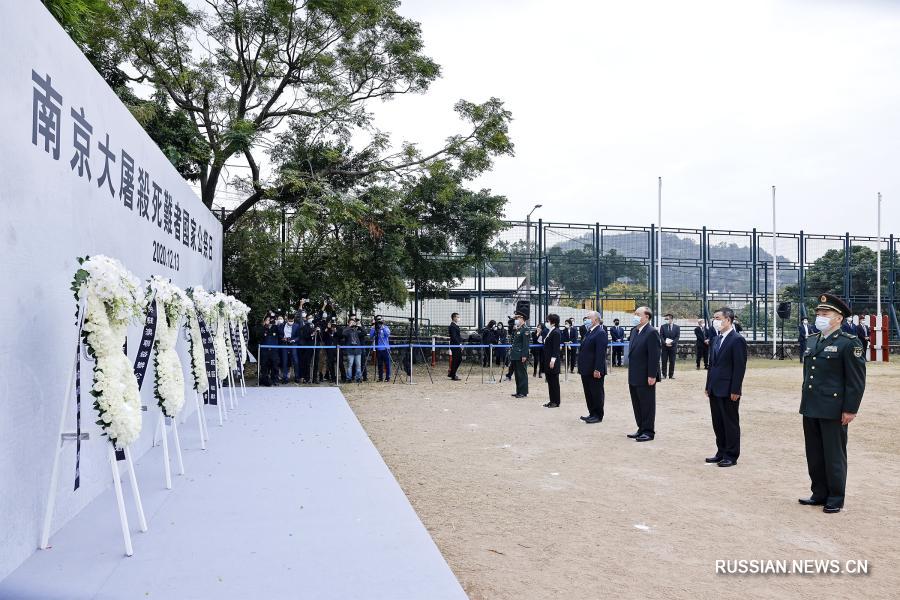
[508,309,531,398]
[798,293,866,514]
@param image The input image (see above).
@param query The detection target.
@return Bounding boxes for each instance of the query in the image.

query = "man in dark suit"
[705,307,748,468]
[799,293,866,513]
[857,314,869,358]
[578,311,608,424]
[797,316,815,362]
[609,318,624,367]
[694,318,709,370]
[659,313,680,379]
[448,312,463,380]
[542,314,562,408]
[279,313,302,383]
[627,307,661,442]
[841,316,857,336]
[564,318,579,373]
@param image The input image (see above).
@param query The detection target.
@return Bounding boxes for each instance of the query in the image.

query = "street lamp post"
[525,204,542,320]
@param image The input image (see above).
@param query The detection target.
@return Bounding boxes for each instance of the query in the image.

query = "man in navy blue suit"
[578,311,608,424]
[705,307,748,467]
[608,318,625,367]
[626,307,661,442]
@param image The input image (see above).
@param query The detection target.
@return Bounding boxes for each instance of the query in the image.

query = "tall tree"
[116,0,513,230]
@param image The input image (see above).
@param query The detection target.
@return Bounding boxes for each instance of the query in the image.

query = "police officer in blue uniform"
[798,293,866,514]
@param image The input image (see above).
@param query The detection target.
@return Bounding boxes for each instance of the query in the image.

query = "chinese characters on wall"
[30,70,215,266]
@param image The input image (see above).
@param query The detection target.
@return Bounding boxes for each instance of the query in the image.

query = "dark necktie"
[714,334,723,358]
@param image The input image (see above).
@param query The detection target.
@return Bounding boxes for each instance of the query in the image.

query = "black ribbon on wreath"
[196,313,218,405]
[132,297,158,391]
[229,321,243,374]
[74,309,83,489]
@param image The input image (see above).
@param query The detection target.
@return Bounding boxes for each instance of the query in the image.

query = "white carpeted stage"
[0,387,466,600]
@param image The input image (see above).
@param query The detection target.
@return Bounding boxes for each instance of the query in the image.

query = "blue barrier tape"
[257,342,628,350]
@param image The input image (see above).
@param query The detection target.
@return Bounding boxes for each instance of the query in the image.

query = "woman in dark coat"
[542,314,562,407]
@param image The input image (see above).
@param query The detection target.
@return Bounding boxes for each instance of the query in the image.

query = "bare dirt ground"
[340,358,900,600]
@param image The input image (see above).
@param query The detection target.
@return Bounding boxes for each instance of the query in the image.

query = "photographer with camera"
[342,316,364,383]
[322,319,337,383]
[481,320,498,367]
[369,315,392,382]
[260,313,281,387]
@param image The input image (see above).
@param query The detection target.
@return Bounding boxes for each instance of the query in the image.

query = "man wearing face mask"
[609,318,624,367]
[448,312,463,381]
[705,307,747,468]
[798,294,866,514]
[542,314,562,408]
[578,311,608,423]
[694,318,709,370]
[508,308,530,398]
[659,313,680,379]
[797,315,816,362]
[627,307,661,441]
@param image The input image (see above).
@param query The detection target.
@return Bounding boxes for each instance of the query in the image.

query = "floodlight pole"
[657,177,662,325]
[771,186,777,359]
[876,192,883,361]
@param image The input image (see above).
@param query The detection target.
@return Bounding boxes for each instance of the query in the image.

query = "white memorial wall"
[0,2,222,579]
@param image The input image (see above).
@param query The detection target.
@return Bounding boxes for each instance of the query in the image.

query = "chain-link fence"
[221,208,900,342]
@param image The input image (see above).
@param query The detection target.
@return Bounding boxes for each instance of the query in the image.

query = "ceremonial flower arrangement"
[216,292,238,372]
[148,276,189,418]
[184,295,209,395]
[71,256,146,449]
[191,286,229,381]
[231,298,251,365]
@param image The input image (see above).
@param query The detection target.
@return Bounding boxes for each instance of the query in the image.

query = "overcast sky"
[364,0,900,238]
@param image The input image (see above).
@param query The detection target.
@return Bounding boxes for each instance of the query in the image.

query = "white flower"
[74,256,144,449]
[148,277,188,418]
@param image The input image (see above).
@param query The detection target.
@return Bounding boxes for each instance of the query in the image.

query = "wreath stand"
[40,311,148,556]
[152,409,185,489]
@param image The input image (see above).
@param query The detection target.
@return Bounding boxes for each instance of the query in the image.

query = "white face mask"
[712,319,723,332]
[815,315,833,331]
[516,319,524,327]
[631,315,641,326]
[583,319,591,327]
[276,318,284,325]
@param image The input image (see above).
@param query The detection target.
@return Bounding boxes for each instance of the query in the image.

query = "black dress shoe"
[635,434,653,442]
[451,376,461,381]
[705,456,723,463]
[510,393,520,397]
[823,505,842,514]
[515,394,528,398]
[626,431,641,439]
[717,459,736,467]
[580,415,590,421]
[798,497,826,506]
[584,416,601,424]
[543,402,559,408]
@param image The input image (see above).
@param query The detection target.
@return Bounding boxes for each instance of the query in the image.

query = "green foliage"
[109,0,511,229]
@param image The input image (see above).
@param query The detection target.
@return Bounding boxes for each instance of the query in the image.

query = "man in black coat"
[705,307,748,467]
[260,314,281,387]
[627,307,660,442]
[609,318,625,367]
[542,314,562,408]
[857,314,869,358]
[694,318,710,370]
[448,312,463,380]
[563,318,579,373]
[798,316,815,362]
[578,311,608,424]
[659,313,680,379]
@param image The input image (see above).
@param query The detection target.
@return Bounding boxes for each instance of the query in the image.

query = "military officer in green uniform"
[798,293,866,514]
[508,308,531,398]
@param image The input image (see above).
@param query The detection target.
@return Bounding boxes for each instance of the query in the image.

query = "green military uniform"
[509,322,530,397]
[800,293,866,511]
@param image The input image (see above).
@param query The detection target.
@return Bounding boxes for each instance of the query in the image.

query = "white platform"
[0,387,466,600]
